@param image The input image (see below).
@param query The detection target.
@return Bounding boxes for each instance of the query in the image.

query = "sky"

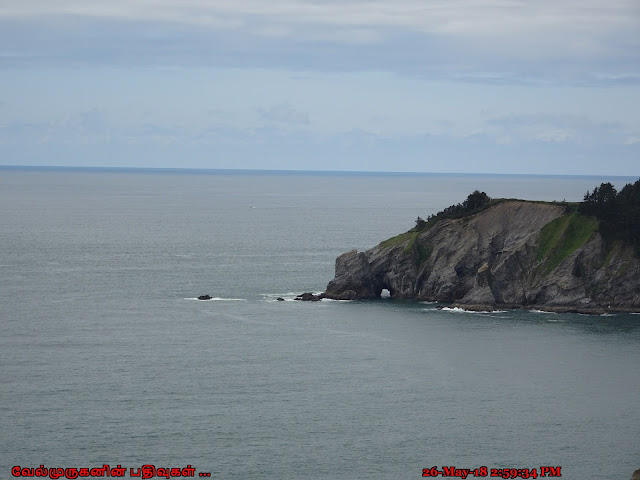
[0,0,639,175]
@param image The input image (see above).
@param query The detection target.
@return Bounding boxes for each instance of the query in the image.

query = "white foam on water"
[440,307,465,312]
[261,292,300,298]
[440,307,500,314]
[261,292,300,302]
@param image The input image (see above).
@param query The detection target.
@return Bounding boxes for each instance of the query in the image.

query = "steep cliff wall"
[323,201,640,312]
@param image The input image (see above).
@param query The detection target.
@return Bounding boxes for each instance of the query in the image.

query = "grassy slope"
[535,213,599,275]
[378,230,432,268]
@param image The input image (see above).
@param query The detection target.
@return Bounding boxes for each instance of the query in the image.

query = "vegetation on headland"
[379,178,640,261]
[379,191,516,252]
[415,190,493,231]
[378,229,432,267]
[379,230,415,249]
[532,178,640,273]
[379,190,493,267]
[535,213,599,275]
[578,179,640,254]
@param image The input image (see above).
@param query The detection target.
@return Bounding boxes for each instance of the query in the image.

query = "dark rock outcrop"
[295,292,324,301]
[197,295,212,300]
[630,468,640,480]
[322,201,640,312]
[325,250,382,300]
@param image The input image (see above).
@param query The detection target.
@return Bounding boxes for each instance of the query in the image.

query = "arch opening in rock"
[380,288,391,298]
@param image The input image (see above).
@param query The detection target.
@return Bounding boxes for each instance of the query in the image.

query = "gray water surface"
[1,169,639,479]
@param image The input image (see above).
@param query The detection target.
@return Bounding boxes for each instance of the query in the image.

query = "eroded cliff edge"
[323,201,640,312]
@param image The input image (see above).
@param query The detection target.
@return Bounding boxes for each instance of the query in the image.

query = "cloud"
[0,109,111,145]
[256,103,309,126]
[2,1,636,38]
[0,1,638,83]
[484,113,631,145]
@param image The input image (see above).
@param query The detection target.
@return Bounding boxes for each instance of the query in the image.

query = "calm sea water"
[1,168,639,480]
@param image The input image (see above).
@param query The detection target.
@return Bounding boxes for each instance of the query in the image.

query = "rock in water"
[294,292,323,301]
[631,468,640,480]
[197,295,212,300]
[276,297,285,301]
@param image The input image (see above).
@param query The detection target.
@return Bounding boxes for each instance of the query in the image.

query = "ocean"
[1,167,639,480]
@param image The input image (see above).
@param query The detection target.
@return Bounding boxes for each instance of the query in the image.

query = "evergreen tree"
[579,178,640,254]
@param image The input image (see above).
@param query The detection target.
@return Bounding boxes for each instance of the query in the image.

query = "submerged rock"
[197,295,212,300]
[276,297,285,301]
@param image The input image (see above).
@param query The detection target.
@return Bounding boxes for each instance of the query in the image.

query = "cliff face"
[324,201,640,311]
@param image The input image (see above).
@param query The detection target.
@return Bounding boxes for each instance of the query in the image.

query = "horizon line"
[0,164,637,180]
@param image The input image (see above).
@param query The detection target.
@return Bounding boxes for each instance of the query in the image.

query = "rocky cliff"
[323,200,640,312]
